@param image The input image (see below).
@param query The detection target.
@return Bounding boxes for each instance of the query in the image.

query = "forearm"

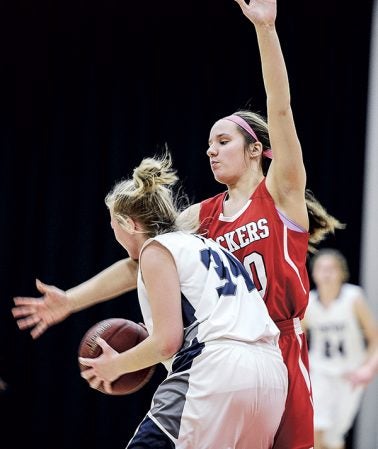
[364,350,378,374]
[255,23,290,112]
[254,16,306,193]
[364,339,378,372]
[66,258,138,313]
[114,334,176,375]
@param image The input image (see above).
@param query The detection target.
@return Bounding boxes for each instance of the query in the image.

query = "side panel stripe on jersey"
[181,292,197,328]
[296,332,312,394]
[283,224,307,295]
[149,372,191,440]
[127,415,175,448]
[150,339,205,440]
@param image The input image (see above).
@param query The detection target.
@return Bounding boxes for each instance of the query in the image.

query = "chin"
[212,171,225,183]
[214,176,228,186]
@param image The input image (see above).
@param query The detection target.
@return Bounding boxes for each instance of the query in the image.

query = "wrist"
[65,290,80,313]
[254,22,276,32]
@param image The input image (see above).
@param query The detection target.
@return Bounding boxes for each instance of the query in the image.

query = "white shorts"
[311,370,364,448]
[127,339,288,449]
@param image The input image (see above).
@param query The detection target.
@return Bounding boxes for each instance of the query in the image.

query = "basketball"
[78,318,156,395]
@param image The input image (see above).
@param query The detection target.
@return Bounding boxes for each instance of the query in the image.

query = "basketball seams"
[107,321,141,353]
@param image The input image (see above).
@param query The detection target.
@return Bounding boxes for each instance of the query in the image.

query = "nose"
[207,144,217,157]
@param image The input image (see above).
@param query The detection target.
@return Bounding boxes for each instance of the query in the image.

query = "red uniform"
[199,179,314,449]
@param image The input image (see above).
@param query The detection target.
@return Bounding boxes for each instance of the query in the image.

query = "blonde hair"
[305,190,346,253]
[230,109,346,253]
[105,151,189,237]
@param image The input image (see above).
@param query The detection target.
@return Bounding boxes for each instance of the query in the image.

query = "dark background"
[0,1,374,448]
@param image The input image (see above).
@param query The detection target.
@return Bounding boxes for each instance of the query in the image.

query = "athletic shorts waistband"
[275,317,303,336]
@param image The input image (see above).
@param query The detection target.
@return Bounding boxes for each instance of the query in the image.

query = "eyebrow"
[208,133,231,145]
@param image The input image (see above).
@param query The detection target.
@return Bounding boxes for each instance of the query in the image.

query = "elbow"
[155,333,183,360]
[159,345,179,360]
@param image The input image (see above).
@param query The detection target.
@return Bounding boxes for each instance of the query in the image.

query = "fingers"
[79,357,94,368]
[95,337,110,351]
[89,377,102,390]
[80,366,96,379]
[12,301,48,338]
[31,321,48,339]
[80,366,102,386]
[103,380,113,394]
[14,315,41,330]
[138,322,147,332]
[13,297,42,307]
[79,357,116,393]
[234,0,248,9]
[12,304,37,318]
[81,369,113,393]
[80,367,102,389]
[347,375,365,388]
[36,278,52,294]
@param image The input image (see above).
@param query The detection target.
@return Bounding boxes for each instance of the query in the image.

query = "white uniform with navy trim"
[305,283,367,448]
[127,231,288,449]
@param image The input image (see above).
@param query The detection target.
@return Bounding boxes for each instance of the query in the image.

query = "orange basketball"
[78,318,155,395]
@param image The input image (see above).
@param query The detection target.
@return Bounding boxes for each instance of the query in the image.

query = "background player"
[303,248,378,449]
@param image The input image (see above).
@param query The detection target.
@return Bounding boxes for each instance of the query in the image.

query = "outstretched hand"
[12,279,72,339]
[234,0,276,26]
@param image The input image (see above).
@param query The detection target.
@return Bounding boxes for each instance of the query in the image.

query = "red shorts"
[272,318,314,449]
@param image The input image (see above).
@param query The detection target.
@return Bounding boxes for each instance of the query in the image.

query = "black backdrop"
[0,1,374,448]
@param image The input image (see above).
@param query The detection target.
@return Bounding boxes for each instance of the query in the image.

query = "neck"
[226,173,264,202]
[135,233,150,251]
[317,284,342,304]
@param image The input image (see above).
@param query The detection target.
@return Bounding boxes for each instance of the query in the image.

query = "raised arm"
[235,0,307,227]
[12,257,138,339]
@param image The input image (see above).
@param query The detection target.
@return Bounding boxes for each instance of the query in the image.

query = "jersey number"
[323,338,346,358]
[200,247,254,297]
[243,252,267,297]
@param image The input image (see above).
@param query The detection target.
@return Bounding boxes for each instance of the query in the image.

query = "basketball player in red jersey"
[181,1,343,447]
[13,1,343,448]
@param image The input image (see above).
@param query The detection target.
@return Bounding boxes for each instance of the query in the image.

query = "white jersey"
[137,231,280,370]
[129,231,287,449]
[306,283,367,376]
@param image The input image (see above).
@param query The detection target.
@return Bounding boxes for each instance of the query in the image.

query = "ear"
[248,141,263,158]
[124,217,137,234]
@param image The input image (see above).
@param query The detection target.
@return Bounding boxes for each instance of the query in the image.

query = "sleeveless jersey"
[306,283,367,376]
[137,231,280,371]
[199,178,310,322]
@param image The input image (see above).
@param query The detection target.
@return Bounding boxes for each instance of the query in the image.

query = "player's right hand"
[344,365,376,389]
[12,279,72,339]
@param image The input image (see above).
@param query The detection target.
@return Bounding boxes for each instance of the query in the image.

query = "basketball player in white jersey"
[79,152,288,449]
[302,248,378,449]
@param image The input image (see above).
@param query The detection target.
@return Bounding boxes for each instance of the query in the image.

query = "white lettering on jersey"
[215,219,270,253]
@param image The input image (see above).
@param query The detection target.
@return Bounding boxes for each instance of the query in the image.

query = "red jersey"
[200,179,314,448]
[199,179,310,323]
